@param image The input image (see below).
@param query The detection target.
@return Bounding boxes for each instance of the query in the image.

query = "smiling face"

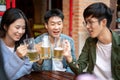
[85,17,106,38]
[45,16,63,38]
[5,18,26,42]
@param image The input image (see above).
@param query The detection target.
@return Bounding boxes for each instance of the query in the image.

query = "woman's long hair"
[0,8,31,50]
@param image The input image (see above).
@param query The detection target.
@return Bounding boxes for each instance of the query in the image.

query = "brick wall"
[63,0,117,59]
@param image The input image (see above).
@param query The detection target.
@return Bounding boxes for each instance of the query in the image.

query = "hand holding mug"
[16,44,27,58]
[62,39,73,63]
[24,38,39,62]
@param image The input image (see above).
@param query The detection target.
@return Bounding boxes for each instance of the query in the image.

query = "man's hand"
[63,40,72,63]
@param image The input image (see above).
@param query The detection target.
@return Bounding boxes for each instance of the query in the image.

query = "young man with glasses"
[63,2,120,80]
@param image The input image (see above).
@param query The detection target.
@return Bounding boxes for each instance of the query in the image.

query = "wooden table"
[18,71,76,80]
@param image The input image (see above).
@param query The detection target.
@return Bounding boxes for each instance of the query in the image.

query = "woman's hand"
[16,44,27,58]
[63,39,73,63]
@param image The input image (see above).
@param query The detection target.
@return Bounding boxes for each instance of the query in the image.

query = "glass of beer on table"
[53,37,64,60]
[24,38,39,62]
[40,35,51,59]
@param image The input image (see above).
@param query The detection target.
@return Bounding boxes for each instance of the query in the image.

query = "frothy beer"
[54,47,63,60]
[41,46,51,59]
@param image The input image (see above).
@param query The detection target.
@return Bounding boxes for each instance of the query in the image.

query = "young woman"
[0,8,32,80]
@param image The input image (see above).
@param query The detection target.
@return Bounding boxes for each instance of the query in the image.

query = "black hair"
[83,2,113,28]
[44,9,64,24]
[0,8,30,50]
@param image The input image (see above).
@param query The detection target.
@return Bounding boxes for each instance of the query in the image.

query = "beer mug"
[40,35,51,59]
[53,37,64,60]
[24,38,39,62]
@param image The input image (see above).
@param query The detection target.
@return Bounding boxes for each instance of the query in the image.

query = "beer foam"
[54,47,63,50]
[41,45,50,48]
[28,49,37,53]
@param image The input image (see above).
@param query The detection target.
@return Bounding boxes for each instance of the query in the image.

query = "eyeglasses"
[83,20,98,27]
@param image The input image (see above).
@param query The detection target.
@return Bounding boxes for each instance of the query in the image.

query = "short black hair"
[44,9,64,24]
[83,2,113,28]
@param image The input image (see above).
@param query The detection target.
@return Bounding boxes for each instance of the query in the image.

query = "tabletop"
[18,71,76,80]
